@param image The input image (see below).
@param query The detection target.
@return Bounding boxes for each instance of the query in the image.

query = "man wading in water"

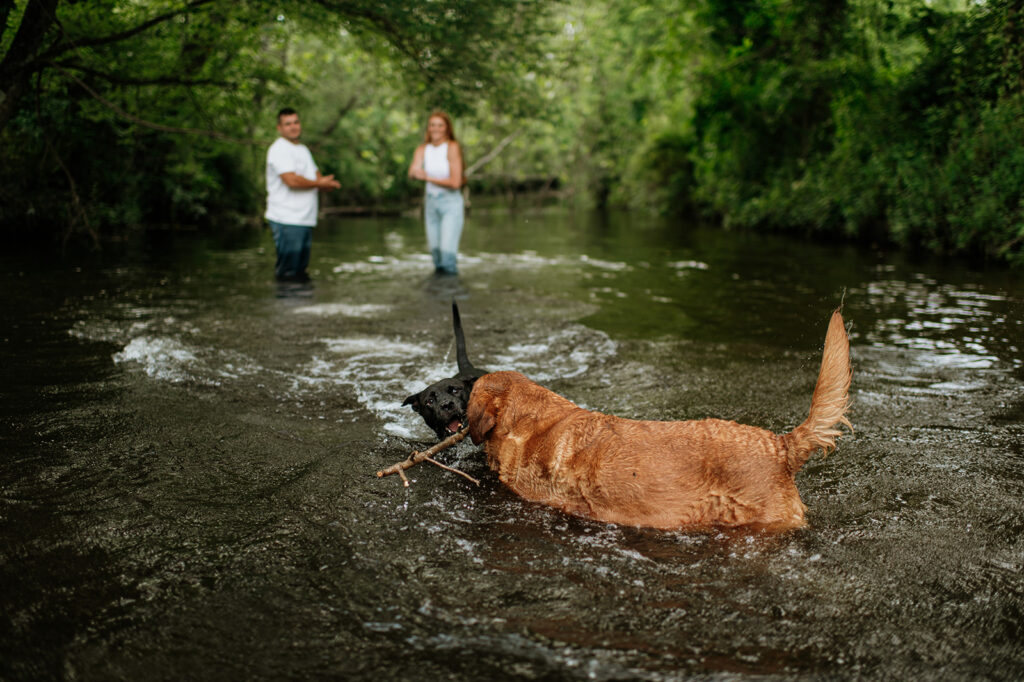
[264,108,341,283]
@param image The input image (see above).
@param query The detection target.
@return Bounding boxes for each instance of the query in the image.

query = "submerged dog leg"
[376,427,478,487]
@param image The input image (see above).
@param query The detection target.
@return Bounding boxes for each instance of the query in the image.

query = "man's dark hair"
[277,107,298,122]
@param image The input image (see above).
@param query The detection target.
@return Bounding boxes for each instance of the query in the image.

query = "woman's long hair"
[423,111,457,143]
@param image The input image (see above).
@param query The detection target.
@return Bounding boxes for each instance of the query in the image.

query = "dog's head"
[466,371,520,445]
[403,376,478,440]
[403,301,488,440]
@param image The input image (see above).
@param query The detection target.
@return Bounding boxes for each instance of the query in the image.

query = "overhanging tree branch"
[311,0,444,83]
[321,95,359,138]
[54,65,259,145]
[465,130,520,177]
[39,0,217,61]
[1,0,220,134]
[53,61,231,87]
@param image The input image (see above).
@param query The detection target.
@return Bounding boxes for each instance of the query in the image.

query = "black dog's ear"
[402,394,419,408]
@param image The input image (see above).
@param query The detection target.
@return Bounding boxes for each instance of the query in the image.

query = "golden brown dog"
[467,311,852,530]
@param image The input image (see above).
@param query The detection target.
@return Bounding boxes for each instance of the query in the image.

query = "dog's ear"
[402,393,420,408]
[467,389,496,445]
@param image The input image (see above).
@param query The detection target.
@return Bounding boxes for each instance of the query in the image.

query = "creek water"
[2,207,1023,680]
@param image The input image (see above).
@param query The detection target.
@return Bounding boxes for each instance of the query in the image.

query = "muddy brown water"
[2,208,1023,680]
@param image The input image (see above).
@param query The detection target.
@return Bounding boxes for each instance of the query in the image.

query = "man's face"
[277,114,301,142]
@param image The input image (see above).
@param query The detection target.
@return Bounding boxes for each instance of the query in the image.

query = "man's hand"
[317,174,341,190]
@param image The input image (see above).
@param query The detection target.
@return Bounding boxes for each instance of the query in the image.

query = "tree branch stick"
[465,130,519,177]
[376,427,473,486]
[423,456,480,486]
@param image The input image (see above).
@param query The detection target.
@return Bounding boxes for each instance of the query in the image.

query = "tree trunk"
[0,0,59,133]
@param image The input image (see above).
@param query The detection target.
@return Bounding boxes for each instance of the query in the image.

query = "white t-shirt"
[265,137,319,226]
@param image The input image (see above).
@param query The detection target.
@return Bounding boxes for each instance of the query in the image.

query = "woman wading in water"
[408,112,465,275]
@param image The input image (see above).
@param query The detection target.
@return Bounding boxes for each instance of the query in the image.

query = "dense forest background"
[1,0,1023,265]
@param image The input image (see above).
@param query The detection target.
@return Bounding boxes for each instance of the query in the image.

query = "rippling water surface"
[2,209,1023,680]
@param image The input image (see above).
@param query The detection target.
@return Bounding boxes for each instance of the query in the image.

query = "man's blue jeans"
[424,190,464,275]
[268,220,313,281]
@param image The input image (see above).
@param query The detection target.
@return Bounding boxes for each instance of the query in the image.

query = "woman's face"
[427,116,449,143]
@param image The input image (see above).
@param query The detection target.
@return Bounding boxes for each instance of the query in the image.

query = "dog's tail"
[783,310,852,474]
[452,301,475,374]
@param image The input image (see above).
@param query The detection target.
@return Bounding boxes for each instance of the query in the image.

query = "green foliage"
[616,0,1024,265]
[879,0,1024,261]
[0,0,555,243]
[2,0,1023,265]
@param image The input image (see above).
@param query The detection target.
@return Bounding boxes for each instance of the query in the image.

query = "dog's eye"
[425,398,434,406]
[448,385,461,395]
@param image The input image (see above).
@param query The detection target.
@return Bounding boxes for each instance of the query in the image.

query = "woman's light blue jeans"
[424,190,464,275]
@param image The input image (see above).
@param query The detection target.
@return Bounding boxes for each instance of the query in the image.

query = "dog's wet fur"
[468,310,853,530]
[403,302,487,440]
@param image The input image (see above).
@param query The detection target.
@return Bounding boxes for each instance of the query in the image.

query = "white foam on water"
[217,360,265,380]
[113,334,275,387]
[289,323,619,438]
[291,303,391,317]
[70,314,200,345]
[100,310,619,440]
[929,380,985,392]
[328,250,633,276]
[113,336,203,384]
[332,254,432,274]
[668,260,710,271]
[294,336,448,438]
[469,251,632,273]
[69,319,130,344]
[321,337,428,357]
[578,254,631,271]
[493,326,618,382]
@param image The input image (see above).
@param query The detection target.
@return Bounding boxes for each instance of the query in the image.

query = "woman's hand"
[408,145,427,181]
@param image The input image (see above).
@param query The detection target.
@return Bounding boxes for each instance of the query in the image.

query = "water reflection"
[274,279,315,300]
[863,273,1017,369]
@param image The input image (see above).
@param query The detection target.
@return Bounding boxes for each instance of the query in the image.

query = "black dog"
[403,302,488,440]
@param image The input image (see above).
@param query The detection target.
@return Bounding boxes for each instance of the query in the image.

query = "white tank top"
[424,142,451,196]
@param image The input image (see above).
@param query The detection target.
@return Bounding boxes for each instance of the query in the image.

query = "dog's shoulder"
[455,366,488,383]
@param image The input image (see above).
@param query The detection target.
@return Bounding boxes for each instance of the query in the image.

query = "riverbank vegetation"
[2,0,1022,265]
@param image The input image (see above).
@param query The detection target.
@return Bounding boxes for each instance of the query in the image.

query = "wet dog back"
[468,311,852,529]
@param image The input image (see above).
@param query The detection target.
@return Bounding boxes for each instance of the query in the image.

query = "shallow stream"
[2,208,1023,680]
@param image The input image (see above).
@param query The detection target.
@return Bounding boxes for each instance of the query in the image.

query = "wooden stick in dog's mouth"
[376,427,478,487]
